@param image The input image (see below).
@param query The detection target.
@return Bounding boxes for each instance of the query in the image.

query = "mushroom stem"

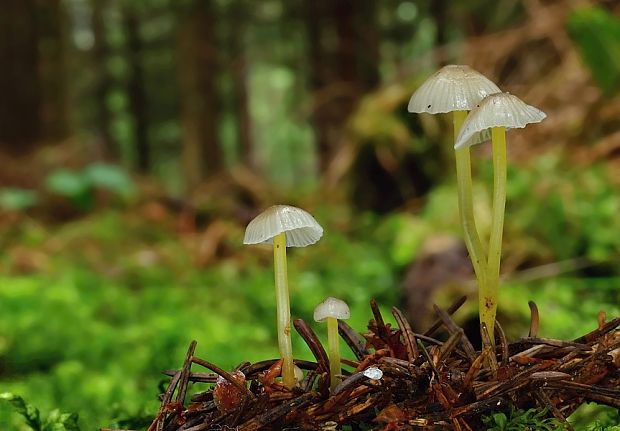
[482,126,507,341]
[273,232,295,387]
[453,110,486,284]
[326,316,341,393]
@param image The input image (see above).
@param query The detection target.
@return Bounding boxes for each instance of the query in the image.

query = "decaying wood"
[144,300,619,431]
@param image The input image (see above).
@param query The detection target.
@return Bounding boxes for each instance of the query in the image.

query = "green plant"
[44,164,135,210]
[482,406,565,431]
[568,6,620,96]
[0,188,39,211]
[0,393,80,431]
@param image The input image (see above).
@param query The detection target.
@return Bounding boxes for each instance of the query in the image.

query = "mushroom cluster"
[409,65,546,339]
[244,206,352,393]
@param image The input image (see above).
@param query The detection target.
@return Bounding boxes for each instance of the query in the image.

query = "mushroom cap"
[454,92,546,149]
[313,297,350,322]
[243,204,323,247]
[408,65,501,114]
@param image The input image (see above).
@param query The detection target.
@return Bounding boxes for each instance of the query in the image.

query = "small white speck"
[363,367,383,380]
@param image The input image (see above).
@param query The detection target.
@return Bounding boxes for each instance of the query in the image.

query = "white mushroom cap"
[408,65,501,114]
[243,204,323,247]
[313,297,350,322]
[454,92,547,149]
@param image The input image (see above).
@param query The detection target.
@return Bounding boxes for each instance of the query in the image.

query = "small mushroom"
[408,65,501,287]
[314,296,350,393]
[244,205,323,387]
[455,92,546,338]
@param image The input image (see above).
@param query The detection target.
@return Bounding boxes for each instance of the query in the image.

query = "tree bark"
[38,0,70,142]
[0,0,41,154]
[124,7,150,172]
[227,0,254,169]
[303,0,332,172]
[92,0,115,157]
[357,0,380,90]
[178,0,223,189]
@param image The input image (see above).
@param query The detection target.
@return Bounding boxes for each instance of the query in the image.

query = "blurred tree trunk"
[92,0,115,157]
[357,0,380,90]
[0,0,69,154]
[0,0,41,154]
[304,0,332,172]
[431,0,448,66]
[124,7,150,172]
[178,0,223,189]
[228,1,254,169]
[38,0,70,142]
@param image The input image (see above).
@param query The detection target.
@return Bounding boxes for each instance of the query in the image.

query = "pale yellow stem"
[327,316,341,393]
[453,111,486,284]
[273,232,295,387]
[482,127,507,340]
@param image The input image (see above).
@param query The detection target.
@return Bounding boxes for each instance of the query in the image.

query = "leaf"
[0,188,38,211]
[45,169,90,198]
[43,409,80,431]
[568,7,620,96]
[0,392,43,431]
[84,163,136,199]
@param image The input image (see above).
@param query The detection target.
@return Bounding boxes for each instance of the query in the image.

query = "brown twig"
[176,340,197,405]
[424,296,467,337]
[528,300,540,338]
[391,306,419,362]
[294,318,330,373]
[338,320,370,360]
[433,304,476,361]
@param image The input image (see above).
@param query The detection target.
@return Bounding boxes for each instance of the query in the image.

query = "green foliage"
[579,407,620,431]
[44,164,135,210]
[83,163,136,200]
[491,155,620,265]
[568,6,620,96]
[45,170,92,209]
[0,188,38,211]
[0,393,79,431]
[482,406,565,431]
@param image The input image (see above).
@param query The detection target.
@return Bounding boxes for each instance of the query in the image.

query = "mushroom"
[455,92,546,338]
[314,296,350,393]
[244,205,323,387]
[408,65,501,289]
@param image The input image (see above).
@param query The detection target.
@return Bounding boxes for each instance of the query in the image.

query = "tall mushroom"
[455,92,546,338]
[244,205,323,387]
[314,297,350,393]
[408,65,501,292]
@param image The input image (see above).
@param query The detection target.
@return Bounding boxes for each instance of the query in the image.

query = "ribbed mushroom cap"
[243,205,323,247]
[408,65,501,114]
[454,92,546,149]
[313,297,350,322]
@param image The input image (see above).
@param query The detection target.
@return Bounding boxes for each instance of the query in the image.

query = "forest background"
[0,0,619,429]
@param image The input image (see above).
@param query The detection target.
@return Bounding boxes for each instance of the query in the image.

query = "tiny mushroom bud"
[455,92,546,339]
[244,205,323,388]
[408,65,501,292]
[314,297,350,393]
